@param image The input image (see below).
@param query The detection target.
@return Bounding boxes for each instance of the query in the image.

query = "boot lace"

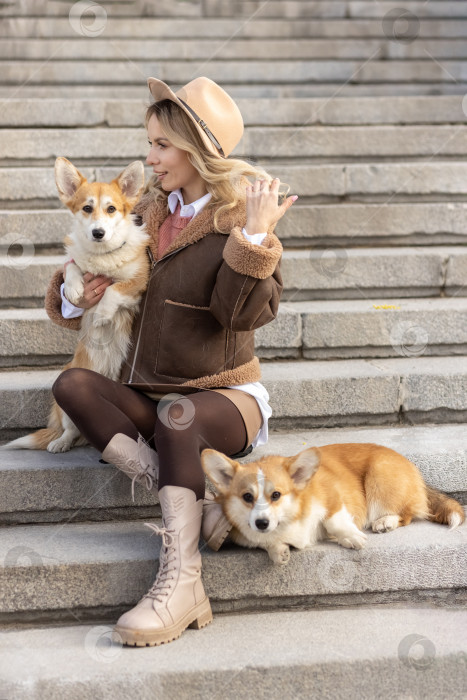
[143,523,177,602]
[130,462,155,501]
[128,438,157,501]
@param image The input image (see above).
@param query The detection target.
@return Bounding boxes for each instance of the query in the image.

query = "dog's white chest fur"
[79,303,133,380]
[281,500,328,549]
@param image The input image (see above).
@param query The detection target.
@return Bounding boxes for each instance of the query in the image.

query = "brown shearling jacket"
[45,192,283,391]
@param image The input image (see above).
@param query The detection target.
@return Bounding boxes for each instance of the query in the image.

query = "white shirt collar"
[168,188,212,219]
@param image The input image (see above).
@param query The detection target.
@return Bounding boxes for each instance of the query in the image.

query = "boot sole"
[112,596,213,647]
[204,519,232,551]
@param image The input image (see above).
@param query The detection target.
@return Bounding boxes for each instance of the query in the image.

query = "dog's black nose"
[255,519,269,531]
[92,228,105,240]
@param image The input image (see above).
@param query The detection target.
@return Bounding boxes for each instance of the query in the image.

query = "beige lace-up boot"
[113,485,213,647]
[103,433,232,549]
[101,433,159,501]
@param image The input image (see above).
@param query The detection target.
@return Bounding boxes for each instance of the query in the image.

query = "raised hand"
[245,177,298,236]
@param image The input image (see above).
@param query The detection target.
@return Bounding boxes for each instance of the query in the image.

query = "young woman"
[45,76,297,647]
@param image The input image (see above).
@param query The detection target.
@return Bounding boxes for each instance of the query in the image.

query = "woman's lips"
[155,172,167,180]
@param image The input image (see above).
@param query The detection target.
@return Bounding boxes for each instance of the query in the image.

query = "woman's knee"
[52,368,95,403]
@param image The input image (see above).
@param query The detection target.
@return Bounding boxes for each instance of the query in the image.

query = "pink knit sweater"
[157,201,192,259]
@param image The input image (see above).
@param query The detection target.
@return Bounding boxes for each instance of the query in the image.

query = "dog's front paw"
[64,281,84,306]
[92,312,111,327]
[268,543,290,565]
[338,531,367,550]
[47,437,72,453]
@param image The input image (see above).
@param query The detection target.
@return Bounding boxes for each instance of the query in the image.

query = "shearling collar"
[137,193,247,261]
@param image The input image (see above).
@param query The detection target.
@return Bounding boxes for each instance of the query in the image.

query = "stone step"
[2,247,463,306]
[2,83,467,99]
[1,425,465,525]
[1,607,466,699]
[204,1,467,20]
[1,356,467,438]
[2,17,466,40]
[282,201,467,247]
[3,125,467,163]
[4,613,467,700]
[4,0,467,19]
[262,356,467,428]
[296,297,467,359]
[3,37,467,60]
[2,298,467,368]
[0,0,202,17]
[281,246,467,300]
[0,508,465,622]
[3,164,467,208]
[3,202,467,251]
[2,59,467,86]
[1,95,466,128]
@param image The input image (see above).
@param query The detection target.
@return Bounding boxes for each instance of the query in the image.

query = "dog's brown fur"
[3,158,149,453]
[202,443,465,564]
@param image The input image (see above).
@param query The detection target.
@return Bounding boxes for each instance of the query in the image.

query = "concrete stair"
[1,297,467,367]
[1,426,466,525]
[1,1,467,697]
[2,2,467,98]
[1,512,466,622]
[1,608,466,699]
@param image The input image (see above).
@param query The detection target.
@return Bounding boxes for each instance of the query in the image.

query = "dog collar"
[104,241,126,255]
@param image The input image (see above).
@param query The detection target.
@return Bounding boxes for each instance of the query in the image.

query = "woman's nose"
[146,148,158,165]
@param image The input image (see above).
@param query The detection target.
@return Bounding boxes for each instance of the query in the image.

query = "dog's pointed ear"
[113,161,145,202]
[55,157,86,203]
[287,448,320,490]
[201,449,237,493]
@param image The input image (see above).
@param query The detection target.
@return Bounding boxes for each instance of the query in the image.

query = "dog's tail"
[426,486,465,530]
[1,401,63,451]
[2,427,64,451]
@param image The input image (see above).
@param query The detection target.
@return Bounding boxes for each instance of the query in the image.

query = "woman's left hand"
[245,177,298,235]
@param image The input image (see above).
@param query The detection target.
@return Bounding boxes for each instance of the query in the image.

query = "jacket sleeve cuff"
[223,226,282,280]
[241,227,267,245]
[45,269,82,331]
[60,283,85,319]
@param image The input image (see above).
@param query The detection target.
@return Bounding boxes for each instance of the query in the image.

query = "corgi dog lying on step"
[3,157,150,453]
[201,443,465,565]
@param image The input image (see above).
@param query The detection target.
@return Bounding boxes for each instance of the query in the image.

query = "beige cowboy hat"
[147,76,243,158]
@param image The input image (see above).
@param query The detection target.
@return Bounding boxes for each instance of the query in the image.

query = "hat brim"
[147,77,221,157]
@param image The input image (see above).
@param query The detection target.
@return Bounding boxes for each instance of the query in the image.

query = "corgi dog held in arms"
[3,157,150,453]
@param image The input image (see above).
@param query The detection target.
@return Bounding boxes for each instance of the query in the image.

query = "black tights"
[52,368,248,500]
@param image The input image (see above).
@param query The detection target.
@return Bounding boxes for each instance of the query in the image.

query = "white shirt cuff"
[241,227,267,246]
[60,282,84,319]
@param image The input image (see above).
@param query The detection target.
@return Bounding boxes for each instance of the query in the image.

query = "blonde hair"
[144,99,288,232]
